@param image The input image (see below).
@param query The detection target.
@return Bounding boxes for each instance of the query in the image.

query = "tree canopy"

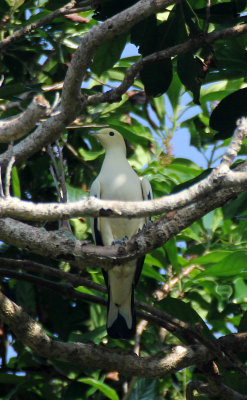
[0,0,247,399]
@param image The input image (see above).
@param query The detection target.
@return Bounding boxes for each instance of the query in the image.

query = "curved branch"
[0,118,246,219]
[0,172,245,269]
[0,165,246,220]
[0,289,246,378]
[0,14,247,169]
[61,0,174,112]
[0,260,220,349]
[0,95,50,143]
[86,23,247,107]
[0,0,175,171]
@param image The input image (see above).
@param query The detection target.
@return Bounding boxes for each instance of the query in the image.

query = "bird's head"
[90,128,126,154]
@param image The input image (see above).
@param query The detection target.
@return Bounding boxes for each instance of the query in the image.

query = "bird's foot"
[111,236,128,245]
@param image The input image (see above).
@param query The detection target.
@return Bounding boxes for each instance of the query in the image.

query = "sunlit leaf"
[78,378,119,400]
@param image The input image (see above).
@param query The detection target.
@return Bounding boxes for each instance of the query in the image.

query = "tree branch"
[86,23,247,107]
[0,95,50,143]
[0,0,91,52]
[0,118,246,219]
[1,257,246,373]
[186,380,247,400]
[0,289,246,378]
[0,168,245,269]
[0,258,229,354]
[0,0,176,171]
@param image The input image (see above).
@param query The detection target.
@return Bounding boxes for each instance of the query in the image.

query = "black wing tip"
[107,313,136,340]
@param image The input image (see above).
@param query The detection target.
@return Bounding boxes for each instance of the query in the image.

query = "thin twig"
[204,0,211,34]
[5,152,15,197]
[0,258,239,371]
[56,140,67,202]
[50,166,63,201]
[47,145,61,182]
[0,0,92,52]
[0,167,4,197]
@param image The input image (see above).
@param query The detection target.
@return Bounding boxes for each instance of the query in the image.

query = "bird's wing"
[90,178,103,246]
[133,176,153,287]
[140,176,153,201]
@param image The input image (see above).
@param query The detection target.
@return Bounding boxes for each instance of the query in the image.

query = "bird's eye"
[109,131,114,136]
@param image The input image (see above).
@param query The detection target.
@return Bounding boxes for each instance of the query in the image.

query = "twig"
[56,140,67,202]
[49,165,62,202]
[48,143,71,230]
[220,117,247,169]
[0,0,92,52]
[86,23,247,109]
[0,268,106,306]
[122,377,138,400]
[0,167,4,197]
[0,258,104,292]
[204,0,211,34]
[5,151,15,197]
[134,319,148,356]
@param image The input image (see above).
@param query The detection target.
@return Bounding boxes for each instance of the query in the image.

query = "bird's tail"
[106,286,136,339]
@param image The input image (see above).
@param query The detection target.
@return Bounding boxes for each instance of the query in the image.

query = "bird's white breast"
[98,156,145,242]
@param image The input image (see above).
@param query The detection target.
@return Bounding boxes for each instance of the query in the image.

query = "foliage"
[0,0,247,399]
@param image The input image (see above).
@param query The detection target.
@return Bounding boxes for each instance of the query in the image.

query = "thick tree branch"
[0,259,225,351]
[0,96,50,143]
[0,118,246,219]
[61,0,174,112]
[0,0,175,171]
[186,380,247,400]
[0,289,246,378]
[1,6,246,171]
[0,260,246,375]
[0,173,245,269]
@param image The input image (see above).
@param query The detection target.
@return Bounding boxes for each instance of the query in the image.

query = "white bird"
[90,128,152,339]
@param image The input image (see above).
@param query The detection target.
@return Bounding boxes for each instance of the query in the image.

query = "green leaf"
[166,72,183,110]
[234,278,247,303]
[0,83,42,99]
[11,166,21,198]
[177,53,204,104]
[64,381,87,400]
[78,378,119,400]
[210,88,247,140]
[140,59,173,97]
[91,33,128,76]
[164,237,179,271]
[142,263,164,282]
[4,0,24,10]
[157,297,213,340]
[239,311,247,332]
[129,378,160,400]
[185,250,231,266]
[70,218,88,240]
[78,146,104,161]
[66,183,88,202]
[195,251,247,278]
[203,208,223,233]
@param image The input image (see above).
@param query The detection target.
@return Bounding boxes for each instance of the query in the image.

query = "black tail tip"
[107,313,136,340]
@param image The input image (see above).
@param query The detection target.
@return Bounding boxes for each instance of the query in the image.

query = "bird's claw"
[111,235,128,245]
